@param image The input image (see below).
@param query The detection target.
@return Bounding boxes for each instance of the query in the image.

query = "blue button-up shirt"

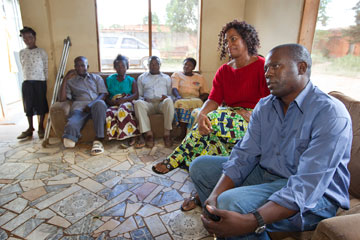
[223,81,352,227]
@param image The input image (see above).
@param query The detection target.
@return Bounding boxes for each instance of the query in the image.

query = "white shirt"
[137,72,172,100]
[19,47,48,81]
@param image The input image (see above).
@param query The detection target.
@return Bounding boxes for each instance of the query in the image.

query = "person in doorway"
[134,56,174,148]
[191,44,352,239]
[17,26,49,139]
[59,56,108,155]
[172,57,209,140]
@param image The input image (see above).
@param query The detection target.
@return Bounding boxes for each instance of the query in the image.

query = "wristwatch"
[251,210,266,234]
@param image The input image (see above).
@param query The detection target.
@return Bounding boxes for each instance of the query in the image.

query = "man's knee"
[217,190,250,213]
[134,100,146,111]
[92,100,107,112]
[189,156,211,180]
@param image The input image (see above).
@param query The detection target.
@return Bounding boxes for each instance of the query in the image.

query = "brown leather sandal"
[181,194,201,211]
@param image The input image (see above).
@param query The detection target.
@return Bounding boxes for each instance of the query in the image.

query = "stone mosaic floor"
[0,137,213,240]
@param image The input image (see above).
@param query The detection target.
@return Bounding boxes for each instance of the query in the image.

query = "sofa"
[270,91,360,240]
[49,72,181,142]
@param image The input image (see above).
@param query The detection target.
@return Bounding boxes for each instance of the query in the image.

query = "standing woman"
[152,20,270,180]
[18,27,49,139]
[105,54,140,147]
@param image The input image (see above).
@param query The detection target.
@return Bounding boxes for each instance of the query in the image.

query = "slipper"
[128,137,136,146]
[38,129,45,139]
[145,134,154,148]
[152,159,174,174]
[91,140,104,156]
[181,194,201,212]
[134,136,145,149]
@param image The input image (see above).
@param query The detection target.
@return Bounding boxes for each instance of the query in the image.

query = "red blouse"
[208,56,270,109]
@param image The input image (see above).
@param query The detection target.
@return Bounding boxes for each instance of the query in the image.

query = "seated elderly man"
[134,56,174,148]
[59,56,108,155]
[190,44,352,239]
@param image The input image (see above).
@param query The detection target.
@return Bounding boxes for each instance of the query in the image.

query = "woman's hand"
[198,112,212,135]
[236,109,252,122]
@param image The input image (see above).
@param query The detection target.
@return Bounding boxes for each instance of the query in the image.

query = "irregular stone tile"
[2,208,39,231]
[37,163,49,172]
[0,163,32,179]
[93,219,120,234]
[169,171,188,183]
[0,193,17,206]
[0,208,6,215]
[92,191,132,216]
[125,164,146,176]
[129,194,138,202]
[124,202,142,218]
[121,177,145,184]
[164,201,183,212]
[139,155,155,164]
[133,182,158,201]
[0,179,13,184]
[144,214,167,236]
[148,176,174,187]
[46,228,63,240]
[25,223,58,240]
[76,156,118,174]
[143,185,164,203]
[95,170,118,183]
[34,171,56,180]
[179,180,195,193]
[15,164,38,180]
[0,229,8,239]
[3,197,28,213]
[0,211,16,225]
[111,161,132,171]
[163,187,172,192]
[131,227,153,240]
[36,209,57,219]
[127,169,152,178]
[104,184,129,200]
[9,150,28,159]
[22,186,47,201]
[49,188,107,223]
[151,189,183,207]
[100,202,126,217]
[44,184,72,193]
[70,169,88,178]
[20,179,45,191]
[64,215,103,235]
[135,215,145,227]
[47,177,79,185]
[137,204,163,218]
[155,233,172,240]
[103,176,122,188]
[171,182,183,190]
[12,218,44,238]
[35,185,82,210]
[78,178,105,193]
[38,153,63,163]
[70,164,95,177]
[47,173,68,181]
[149,146,157,156]
[47,215,71,228]
[109,216,137,237]
[109,154,128,162]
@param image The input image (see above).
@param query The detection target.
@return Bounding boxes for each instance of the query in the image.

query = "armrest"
[312,214,360,240]
[49,101,71,138]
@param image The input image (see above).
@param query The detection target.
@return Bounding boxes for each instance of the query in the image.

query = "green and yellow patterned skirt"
[166,107,251,170]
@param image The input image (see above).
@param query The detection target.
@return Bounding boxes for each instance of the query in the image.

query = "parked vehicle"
[99,34,160,70]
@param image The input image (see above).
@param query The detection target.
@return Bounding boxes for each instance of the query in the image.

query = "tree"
[317,0,332,27]
[344,1,360,44]
[143,13,160,25]
[166,0,198,32]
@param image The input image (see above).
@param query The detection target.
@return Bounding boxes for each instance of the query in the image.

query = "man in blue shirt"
[190,44,352,239]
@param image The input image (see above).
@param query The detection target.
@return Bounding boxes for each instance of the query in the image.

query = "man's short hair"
[148,56,161,66]
[272,44,312,77]
[19,26,36,37]
[74,56,88,64]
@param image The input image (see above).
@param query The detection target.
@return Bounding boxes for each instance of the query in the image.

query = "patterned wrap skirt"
[167,107,251,170]
[173,98,204,125]
[106,94,140,140]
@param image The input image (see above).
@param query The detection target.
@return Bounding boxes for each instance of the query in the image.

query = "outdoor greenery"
[165,0,198,32]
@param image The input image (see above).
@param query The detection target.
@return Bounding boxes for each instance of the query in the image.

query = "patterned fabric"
[167,107,251,170]
[106,94,140,140]
[174,98,203,124]
[20,47,48,81]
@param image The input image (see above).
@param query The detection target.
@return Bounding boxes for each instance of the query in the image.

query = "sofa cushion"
[329,91,360,198]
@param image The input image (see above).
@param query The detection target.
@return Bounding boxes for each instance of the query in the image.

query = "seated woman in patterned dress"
[172,57,209,140]
[105,55,140,147]
[152,20,270,177]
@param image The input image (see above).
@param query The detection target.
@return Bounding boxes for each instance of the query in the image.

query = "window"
[96,0,201,72]
[311,0,360,100]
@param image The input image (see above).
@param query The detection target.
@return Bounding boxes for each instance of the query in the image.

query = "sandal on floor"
[38,129,45,139]
[134,136,145,149]
[91,140,104,156]
[145,134,154,148]
[181,194,201,212]
[152,159,174,174]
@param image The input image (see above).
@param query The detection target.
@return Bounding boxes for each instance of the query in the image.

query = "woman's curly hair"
[218,20,260,60]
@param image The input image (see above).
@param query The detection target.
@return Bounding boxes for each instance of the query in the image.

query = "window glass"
[96,0,200,72]
[312,0,360,100]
